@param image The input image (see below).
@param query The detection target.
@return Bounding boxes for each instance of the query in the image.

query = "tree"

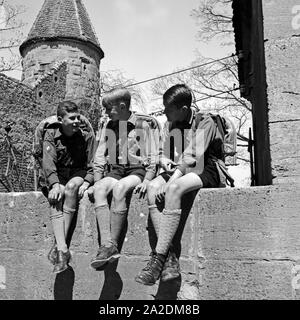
[191,0,234,44]
[150,0,252,171]
[0,0,26,73]
[100,69,147,113]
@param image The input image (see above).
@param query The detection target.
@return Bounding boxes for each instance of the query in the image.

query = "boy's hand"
[155,183,168,202]
[78,181,90,199]
[159,158,177,172]
[87,186,95,203]
[48,183,63,206]
[134,180,150,199]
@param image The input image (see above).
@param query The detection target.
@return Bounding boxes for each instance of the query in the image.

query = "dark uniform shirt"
[43,125,95,187]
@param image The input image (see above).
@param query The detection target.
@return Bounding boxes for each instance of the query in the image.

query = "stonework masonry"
[0,0,104,191]
[21,40,101,102]
[0,64,67,192]
[263,0,300,184]
[0,185,300,300]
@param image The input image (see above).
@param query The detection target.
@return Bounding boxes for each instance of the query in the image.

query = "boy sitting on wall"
[135,84,227,285]
[90,88,158,270]
[42,100,95,273]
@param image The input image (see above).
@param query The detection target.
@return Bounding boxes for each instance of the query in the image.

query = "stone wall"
[34,63,67,114]
[0,64,67,192]
[0,184,300,300]
[263,0,300,183]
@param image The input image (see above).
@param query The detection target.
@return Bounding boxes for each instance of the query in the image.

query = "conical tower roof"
[20,0,104,58]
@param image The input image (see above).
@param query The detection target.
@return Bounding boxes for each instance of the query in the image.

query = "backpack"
[194,112,237,187]
[134,112,162,165]
[32,114,94,188]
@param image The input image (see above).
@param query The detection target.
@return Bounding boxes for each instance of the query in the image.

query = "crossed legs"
[136,172,203,285]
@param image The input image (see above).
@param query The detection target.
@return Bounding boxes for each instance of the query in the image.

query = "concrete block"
[199,259,294,300]
[263,0,300,39]
[0,184,300,300]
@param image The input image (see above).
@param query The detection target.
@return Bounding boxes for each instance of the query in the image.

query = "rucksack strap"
[193,112,226,141]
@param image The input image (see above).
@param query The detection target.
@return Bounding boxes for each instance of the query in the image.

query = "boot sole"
[53,264,69,274]
[134,276,156,286]
[90,254,121,270]
[160,272,180,282]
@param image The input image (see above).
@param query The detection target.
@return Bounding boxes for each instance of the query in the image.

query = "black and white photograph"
[0,0,300,308]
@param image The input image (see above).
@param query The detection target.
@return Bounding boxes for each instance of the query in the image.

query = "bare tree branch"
[0,2,26,73]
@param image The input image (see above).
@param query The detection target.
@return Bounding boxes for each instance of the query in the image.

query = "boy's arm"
[42,130,60,188]
[176,116,216,175]
[84,131,96,186]
[142,121,159,182]
[93,124,108,182]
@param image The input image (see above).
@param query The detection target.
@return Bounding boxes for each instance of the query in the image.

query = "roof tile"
[20,0,103,56]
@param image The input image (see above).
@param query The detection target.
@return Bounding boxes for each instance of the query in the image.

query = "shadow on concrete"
[147,190,198,300]
[98,260,123,300]
[155,276,182,300]
[54,266,75,300]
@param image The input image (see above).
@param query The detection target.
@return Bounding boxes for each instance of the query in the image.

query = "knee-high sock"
[63,206,76,241]
[111,209,128,247]
[51,210,68,252]
[95,204,112,247]
[156,208,181,256]
[148,204,162,236]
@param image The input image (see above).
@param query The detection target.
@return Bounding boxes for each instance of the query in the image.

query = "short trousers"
[160,159,220,188]
[41,168,87,198]
[56,168,87,187]
[105,164,146,181]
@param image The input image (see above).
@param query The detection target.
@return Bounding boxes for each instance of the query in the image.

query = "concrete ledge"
[0,183,300,300]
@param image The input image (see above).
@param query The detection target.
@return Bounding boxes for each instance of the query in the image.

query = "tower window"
[80,57,90,73]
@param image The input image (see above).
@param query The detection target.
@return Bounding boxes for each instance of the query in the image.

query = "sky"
[4,0,228,82]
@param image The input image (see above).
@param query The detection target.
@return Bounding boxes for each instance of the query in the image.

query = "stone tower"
[19,0,104,103]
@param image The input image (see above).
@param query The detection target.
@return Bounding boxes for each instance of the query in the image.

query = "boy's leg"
[94,177,118,246]
[156,172,203,255]
[49,184,72,274]
[136,173,202,285]
[63,176,84,240]
[111,174,142,246]
[91,177,118,269]
[146,175,167,236]
[136,174,181,284]
[49,185,65,253]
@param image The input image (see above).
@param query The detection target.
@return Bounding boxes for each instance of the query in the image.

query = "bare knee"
[147,180,161,194]
[165,182,182,199]
[112,182,128,201]
[64,181,80,198]
[94,181,111,200]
